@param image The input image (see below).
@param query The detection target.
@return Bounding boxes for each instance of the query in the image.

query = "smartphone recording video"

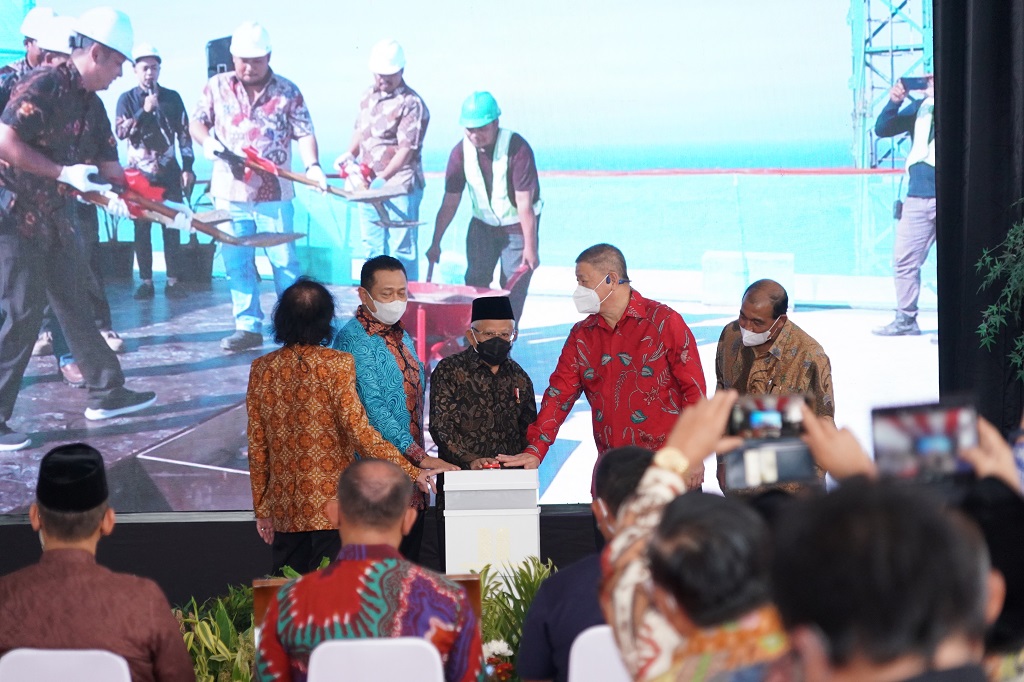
[722,394,817,490]
[728,394,808,438]
[900,76,931,91]
[871,399,978,480]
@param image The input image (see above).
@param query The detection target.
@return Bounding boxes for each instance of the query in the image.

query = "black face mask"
[475,336,512,366]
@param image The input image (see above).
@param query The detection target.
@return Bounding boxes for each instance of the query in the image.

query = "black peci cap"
[36,443,108,512]
[471,296,514,322]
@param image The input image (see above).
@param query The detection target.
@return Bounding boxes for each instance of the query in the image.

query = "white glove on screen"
[57,164,110,194]
[164,201,195,232]
[202,136,226,161]
[332,152,355,173]
[306,164,328,191]
[102,192,131,219]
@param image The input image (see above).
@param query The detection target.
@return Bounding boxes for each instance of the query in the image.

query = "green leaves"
[976,211,1024,380]
[178,587,256,681]
[476,557,556,675]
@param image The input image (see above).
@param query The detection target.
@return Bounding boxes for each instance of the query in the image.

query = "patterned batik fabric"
[525,290,706,460]
[714,318,835,422]
[114,85,195,197]
[246,345,421,533]
[193,70,314,203]
[334,309,428,508]
[0,61,119,245]
[0,57,30,81]
[429,346,537,468]
[601,467,789,682]
[256,544,485,682]
[353,82,429,193]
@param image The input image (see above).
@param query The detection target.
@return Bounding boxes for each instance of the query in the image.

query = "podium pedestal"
[443,470,540,575]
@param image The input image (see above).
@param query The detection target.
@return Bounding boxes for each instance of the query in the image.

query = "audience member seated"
[518,445,653,682]
[0,443,194,682]
[256,459,483,682]
[602,391,788,681]
[771,478,1000,682]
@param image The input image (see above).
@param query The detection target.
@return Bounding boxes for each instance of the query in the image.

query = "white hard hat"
[20,7,56,41]
[74,7,134,62]
[368,39,405,75]
[132,42,160,62]
[35,15,75,55]
[230,21,270,58]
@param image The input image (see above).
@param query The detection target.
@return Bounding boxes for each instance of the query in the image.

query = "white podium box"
[444,470,540,575]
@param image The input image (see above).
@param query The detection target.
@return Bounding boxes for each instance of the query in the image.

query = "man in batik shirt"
[115,43,194,300]
[0,6,54,81]
[334,39,429,280]
[190,21,326,352]
[333,256,459,563]
[256,459,484,682]
[429,294,536,568]
[715,279,834,492]
[498,244,707,491]
[602,391,788,681]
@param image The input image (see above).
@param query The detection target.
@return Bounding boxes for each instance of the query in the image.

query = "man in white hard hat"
[0,7,187,450]
[191,21,325,352]
[426,91,541,321]
[335,39,429,281]
[0,7,56,80]
[116,43,195,301]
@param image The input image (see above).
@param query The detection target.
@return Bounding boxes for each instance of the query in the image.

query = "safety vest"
[463,128,543,227]
[905,98,935,170]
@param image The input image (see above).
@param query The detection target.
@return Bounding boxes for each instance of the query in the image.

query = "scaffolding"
[849,0,933,275]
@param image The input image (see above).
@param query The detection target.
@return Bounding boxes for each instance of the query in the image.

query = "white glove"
[165,201,194,232]
[203,136,226,161]
[103,191,131,219]
[57,164,110,194]
[305,163,328,191]
[332,152,355,172]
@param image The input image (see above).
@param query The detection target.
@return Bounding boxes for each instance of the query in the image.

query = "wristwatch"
[653,446,690,476]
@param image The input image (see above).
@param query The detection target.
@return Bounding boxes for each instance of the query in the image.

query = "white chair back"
[567,625,631,682]
[0,648,131,682]
[307,637,445,682]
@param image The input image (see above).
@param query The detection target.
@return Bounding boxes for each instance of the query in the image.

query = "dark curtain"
[935,0,1024,431]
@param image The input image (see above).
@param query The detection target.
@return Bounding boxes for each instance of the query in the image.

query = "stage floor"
[0,275,939,513]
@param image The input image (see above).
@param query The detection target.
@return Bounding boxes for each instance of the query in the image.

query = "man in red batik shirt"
[497,243,707,490]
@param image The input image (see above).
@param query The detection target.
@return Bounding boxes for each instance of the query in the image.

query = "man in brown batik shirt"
[0,443,193,682]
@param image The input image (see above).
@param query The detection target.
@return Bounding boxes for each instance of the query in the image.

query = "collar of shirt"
[761,319,794,362]
[228,69,279,107]
[39,548,97,566]
[580,288,647,332]
[367,82,409,105]
[336,543,403,562]
[355,305,405,339]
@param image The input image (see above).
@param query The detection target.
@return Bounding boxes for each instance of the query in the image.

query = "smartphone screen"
[901,76,931,91]
[871,400,978,479]
[723,440,817,490]
[728,394,808,438]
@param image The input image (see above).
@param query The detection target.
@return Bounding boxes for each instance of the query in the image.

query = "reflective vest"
[463,128,543,227]
[905,98,935,170]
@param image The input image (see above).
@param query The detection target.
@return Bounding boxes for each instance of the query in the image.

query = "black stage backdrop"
[935,0,1024,429]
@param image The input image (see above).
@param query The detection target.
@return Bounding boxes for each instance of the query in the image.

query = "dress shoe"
[134,282,155,300]
[220,330,263,352]
[164,281,188,299]
[59,360,85,388]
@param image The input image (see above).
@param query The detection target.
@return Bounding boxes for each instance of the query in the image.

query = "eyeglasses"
[471,328,517,341]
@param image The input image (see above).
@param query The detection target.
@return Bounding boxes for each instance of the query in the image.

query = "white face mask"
[573,275,614,315]
[740,316,781,347]
[369,298,407,325]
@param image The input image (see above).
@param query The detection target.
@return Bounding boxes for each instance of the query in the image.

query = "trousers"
[464,216,540,322]
[893,196,937,317]
[360,186,423,281]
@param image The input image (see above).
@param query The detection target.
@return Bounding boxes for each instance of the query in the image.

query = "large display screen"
[0,0,938,513]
